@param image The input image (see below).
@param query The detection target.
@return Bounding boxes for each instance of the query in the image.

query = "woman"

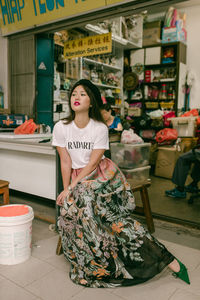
[100,103,123,131]
[52,79,190,288]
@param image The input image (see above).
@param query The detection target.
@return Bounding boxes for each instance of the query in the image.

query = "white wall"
[0,34,8,109]
[182,4,200,108]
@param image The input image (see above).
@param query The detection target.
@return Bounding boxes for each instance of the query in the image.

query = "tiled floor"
[1,174,200,300]
[0,217,200,300]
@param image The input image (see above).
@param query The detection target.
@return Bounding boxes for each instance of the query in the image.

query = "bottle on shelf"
[168,86,173,100]
[172,89,176,100]
[159,84,167,100]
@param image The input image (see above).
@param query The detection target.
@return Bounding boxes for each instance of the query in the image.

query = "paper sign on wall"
[64,32,112,59]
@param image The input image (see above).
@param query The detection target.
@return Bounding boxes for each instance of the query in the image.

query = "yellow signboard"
[64,32,112,59]
[0,0,106,36]
[0,0,133,36]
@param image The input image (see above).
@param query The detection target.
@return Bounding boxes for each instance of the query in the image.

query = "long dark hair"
[63,80,105,124]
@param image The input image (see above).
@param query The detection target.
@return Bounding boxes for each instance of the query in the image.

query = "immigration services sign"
[0,0,135,36]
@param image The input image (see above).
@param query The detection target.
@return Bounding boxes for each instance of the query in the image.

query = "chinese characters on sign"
[64,32,112,59]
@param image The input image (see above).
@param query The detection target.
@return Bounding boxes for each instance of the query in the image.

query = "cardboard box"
[180,137,198,153]
[143,21,162,46]
[155,146,180,179]
[162,26,187,43]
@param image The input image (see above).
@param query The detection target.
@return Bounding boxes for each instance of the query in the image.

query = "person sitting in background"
[100,103,123,131]
[165,148,200,198]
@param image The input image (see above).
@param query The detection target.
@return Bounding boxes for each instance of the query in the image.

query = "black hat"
[71,79,102,107]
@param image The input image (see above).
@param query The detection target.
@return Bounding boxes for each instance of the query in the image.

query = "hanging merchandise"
[54,62,61,99]
[183,70,195,112]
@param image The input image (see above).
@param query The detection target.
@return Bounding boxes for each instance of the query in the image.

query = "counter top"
[0,134,56,155]
[0,132,52,139]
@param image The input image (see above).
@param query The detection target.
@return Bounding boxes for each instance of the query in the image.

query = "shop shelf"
[92,82,121,89]
[83,58,121,71]
[85,24,139,49]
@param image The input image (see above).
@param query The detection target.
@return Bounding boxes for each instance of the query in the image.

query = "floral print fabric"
[58,158,174,287]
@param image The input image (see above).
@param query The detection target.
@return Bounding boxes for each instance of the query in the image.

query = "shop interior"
[50,6,199,227]
[1,1,200,229]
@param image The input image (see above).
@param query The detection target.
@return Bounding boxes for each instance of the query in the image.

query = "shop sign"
[64,32,112,59]
[0,0,106,36]
[0,0,137,36]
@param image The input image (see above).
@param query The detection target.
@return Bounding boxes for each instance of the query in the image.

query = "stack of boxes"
[110,143,151,187]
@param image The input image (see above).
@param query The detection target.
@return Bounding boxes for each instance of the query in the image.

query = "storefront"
[0,0,200,228]
[0,0,186,125]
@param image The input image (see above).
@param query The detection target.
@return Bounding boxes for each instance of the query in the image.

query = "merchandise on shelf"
[0,114,28,127]
[143,21,162,47]
[162,26,187,44]
[162,7,187,44]
[162,47,175,63]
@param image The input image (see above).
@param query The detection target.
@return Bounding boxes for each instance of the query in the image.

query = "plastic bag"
[181,109,199,117]
[139,129,156,140]
[151,116,164,128]
[163,111,175,127]
[121,129,144,144]
[147,109,164,118]
[14,119,38,134]
[156,128,178,145]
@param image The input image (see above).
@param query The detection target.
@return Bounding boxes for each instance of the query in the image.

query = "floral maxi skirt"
[58,158,174,288]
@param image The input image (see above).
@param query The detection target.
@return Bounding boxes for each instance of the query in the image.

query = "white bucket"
[0,204,34,265]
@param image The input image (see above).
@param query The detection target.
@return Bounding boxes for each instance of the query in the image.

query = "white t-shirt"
[52,119,109,169]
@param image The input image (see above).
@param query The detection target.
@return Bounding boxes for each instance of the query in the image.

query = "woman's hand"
[56,188,72,206]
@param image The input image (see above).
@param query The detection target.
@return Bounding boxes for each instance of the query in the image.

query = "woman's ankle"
[168,259,180,272]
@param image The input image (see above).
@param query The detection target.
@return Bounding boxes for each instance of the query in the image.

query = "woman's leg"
[172,150,196,187]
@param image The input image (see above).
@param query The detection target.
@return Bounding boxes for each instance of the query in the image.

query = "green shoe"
[172,259,190,285]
